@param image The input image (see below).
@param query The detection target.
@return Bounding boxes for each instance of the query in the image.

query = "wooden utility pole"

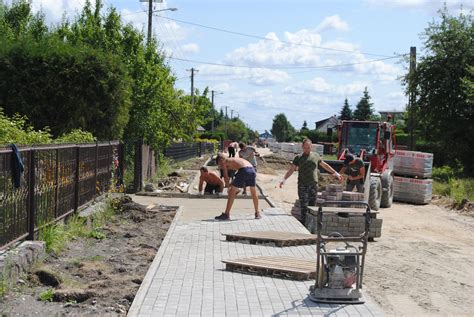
[147,0,153,43]
[211,90,215,131]
[188,68,198,106]
[409,46,417,150]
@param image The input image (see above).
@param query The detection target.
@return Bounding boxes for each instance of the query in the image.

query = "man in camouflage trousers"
[279,138,342,224]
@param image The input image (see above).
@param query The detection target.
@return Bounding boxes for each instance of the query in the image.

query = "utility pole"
[225,106,228,138]
[147,0,153,43]
[211,90,215,131]
[231,109,234,120]
[187,68,198,106]
[408,46,416,151]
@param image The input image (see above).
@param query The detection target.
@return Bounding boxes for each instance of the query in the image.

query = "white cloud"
[316,15,349,32]
[198,65,291,87]
[180,43,199,54]
[28,0,86,25]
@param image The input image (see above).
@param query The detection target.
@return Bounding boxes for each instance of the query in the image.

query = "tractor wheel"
[369,177,382,211]
[380,171,394,208]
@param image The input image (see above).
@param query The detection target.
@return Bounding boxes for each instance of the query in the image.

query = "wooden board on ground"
[223,231,317,246]
[223,256,316,280]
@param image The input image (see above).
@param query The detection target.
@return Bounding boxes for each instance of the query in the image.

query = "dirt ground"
[256,149,474,316]
[0,196,177,316]
[2,150,473,316]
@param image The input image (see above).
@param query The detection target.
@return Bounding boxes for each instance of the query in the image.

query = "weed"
[433,177,474,204]
[39,224,67,255]
[88,230,106,240]
[38,288,54,302]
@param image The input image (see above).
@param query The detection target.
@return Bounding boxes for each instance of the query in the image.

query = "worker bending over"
[198,167,224,196]
[339,154,365,193]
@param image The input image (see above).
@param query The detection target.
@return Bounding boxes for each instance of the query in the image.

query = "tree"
[300,120,309,135]
[406,7,473,174]
[353,88,375,121]
[271,113,295,142]
[339,98,353,120]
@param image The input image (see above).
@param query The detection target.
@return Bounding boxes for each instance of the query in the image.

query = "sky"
[7,0,473,133]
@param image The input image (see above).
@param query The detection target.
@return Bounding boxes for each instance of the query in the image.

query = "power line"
[156,15,397,58]
[167,55,404,70]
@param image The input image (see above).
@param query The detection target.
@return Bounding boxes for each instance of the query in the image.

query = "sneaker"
[255,213,262,219]
[215,213,230,221]
[242,191,247,196]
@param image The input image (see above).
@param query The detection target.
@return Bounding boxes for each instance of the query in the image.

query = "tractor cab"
[337,120,396,174]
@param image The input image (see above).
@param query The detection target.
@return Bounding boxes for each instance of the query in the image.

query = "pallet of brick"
[393,176,432,204]
[393,150,433,178]
[306,207,382,239]
[342,191,365,201]
[311,144,324,155]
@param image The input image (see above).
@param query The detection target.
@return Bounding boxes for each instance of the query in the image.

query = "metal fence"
[163,142,216,162]
[0,141,122,250]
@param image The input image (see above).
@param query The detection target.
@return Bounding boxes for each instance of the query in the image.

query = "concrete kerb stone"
[127,205,184,317]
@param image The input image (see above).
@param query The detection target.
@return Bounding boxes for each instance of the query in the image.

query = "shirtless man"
[198,167,224,195]
[214,153,261,220]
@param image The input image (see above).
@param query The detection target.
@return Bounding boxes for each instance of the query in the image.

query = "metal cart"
[308,201,371,304]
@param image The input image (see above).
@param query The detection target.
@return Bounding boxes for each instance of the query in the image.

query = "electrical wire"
[156,15,399,58]
[167,55,404,70]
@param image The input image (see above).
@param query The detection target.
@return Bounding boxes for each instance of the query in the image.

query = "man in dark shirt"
[279,138,342,224]
[339,154,365,193]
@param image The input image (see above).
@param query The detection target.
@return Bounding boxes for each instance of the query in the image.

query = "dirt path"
[257,153,474,316]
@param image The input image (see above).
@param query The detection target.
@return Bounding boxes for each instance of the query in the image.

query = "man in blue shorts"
[214,153,261,220]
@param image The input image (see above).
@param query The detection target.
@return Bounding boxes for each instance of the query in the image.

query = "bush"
[0,37,131,140]
[432,166,459,182]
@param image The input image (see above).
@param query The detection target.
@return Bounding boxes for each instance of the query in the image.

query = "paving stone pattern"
[129,207,384,317]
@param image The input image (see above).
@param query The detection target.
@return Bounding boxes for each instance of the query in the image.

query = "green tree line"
[0,0,254,151]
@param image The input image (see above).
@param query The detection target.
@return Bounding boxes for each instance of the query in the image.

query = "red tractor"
[336,120,396,210]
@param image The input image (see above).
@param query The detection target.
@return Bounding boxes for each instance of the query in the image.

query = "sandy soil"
[257,148,474,316]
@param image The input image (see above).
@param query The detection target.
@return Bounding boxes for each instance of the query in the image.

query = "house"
[315,115,339,134]
[258,130,274,147]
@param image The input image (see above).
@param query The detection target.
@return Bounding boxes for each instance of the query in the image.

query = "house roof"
[315,116,339,129]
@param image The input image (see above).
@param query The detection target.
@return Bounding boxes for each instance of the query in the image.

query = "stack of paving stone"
[393,150,433,204]
[306,211,382,239]
[320,184,343,201]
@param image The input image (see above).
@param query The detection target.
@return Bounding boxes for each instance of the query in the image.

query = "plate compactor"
[309,201,371,304]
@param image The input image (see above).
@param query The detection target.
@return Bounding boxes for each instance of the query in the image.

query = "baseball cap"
[344,154,354,166]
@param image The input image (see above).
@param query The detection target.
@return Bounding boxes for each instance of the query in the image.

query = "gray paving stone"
[128,199,384,317]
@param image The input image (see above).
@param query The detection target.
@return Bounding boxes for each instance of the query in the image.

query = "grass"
[38,200,118,255]
[38,288,54,302]
[433,178,474,204]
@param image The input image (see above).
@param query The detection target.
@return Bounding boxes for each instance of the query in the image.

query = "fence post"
[74,146,80,213]
[133,141,143,192]
[54,148,59,218]
[94,142,98,200]
[27,150,36,240]
[198,142,202,157]
[118,142,124,186]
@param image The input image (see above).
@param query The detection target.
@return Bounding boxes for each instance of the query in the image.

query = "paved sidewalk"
[128,195,383,316]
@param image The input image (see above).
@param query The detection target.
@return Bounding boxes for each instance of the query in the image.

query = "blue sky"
[10,0,473,133]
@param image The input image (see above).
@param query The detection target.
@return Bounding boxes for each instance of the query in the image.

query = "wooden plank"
[222,256,316,280]
[223,231,317,247]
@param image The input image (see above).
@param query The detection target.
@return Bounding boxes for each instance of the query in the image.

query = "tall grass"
[433,178,474,203]
[38,200,117,255]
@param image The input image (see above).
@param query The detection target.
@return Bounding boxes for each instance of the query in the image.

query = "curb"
[127,205,184,317]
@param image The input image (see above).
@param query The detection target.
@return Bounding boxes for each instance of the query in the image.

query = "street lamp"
[153,7,178,13]
[146,6,178,43]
